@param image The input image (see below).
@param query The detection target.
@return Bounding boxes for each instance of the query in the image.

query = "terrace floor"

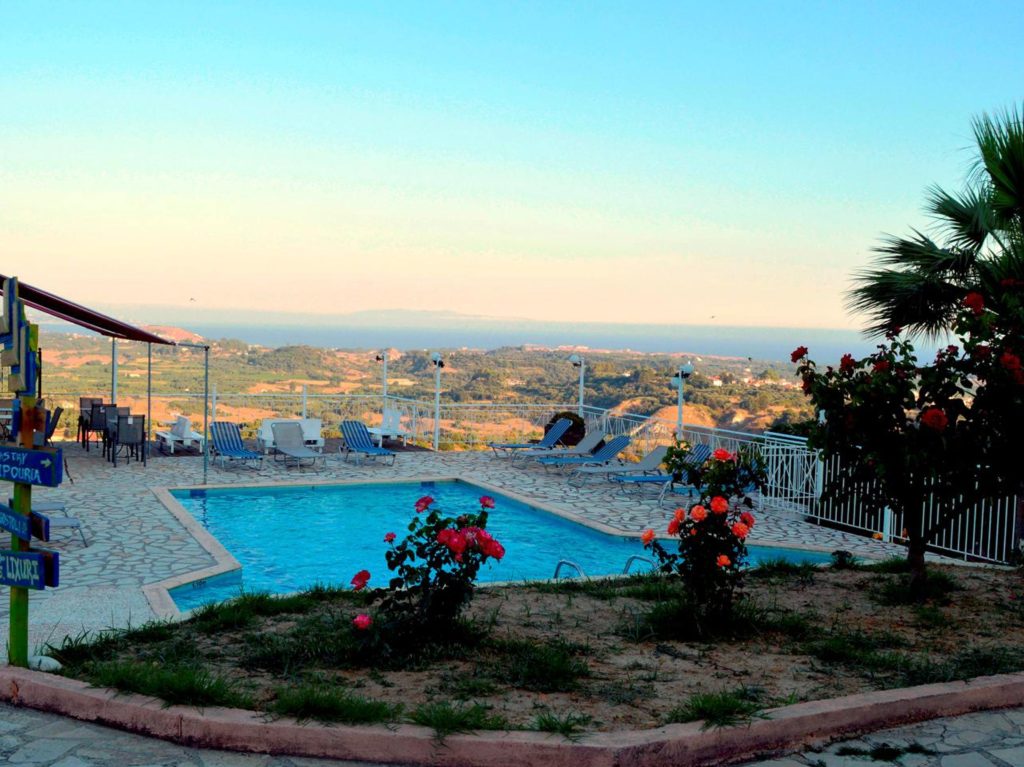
[4,439,905,662]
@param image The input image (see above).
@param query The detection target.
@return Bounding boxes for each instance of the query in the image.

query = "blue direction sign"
[0,549,59,590]
[0,446,62,488]
[0,503,49,542]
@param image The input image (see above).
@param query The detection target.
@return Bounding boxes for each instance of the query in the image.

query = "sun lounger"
[367,408,413,447]
[210,421,263,469]
[567,445,670,486]
[537,435,631,475]
[519,430,607,463]
[11,499,87,546]
[610,443,713,503]
[271,422,326,470]
[341,420,397,465]
[155,415,206,455]
[256,418,324,454]
[488,418,571,458]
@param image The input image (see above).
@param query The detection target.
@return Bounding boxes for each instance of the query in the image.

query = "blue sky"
[2,2,1021,329]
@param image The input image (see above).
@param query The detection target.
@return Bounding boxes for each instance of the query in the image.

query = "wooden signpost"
[1,276,61,668]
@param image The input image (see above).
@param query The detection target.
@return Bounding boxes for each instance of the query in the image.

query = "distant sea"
[180,321,941,366]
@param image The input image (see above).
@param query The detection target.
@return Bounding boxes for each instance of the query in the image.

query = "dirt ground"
[60,564,1024,731]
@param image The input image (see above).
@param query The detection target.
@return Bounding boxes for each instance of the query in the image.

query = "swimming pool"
[168,479,833,610]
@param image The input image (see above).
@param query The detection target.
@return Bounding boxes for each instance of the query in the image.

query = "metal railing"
[45,387,1022,563]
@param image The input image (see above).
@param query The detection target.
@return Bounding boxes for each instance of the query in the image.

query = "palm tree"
[848,106,1024,338]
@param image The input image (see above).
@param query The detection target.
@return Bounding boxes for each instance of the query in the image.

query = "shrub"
[372,494,506,649]
[643,445,766,628]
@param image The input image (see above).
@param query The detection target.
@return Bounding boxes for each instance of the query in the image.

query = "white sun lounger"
[155,415,206,455]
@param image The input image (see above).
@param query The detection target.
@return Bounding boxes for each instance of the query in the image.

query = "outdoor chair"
[156,415,206,455]
[103,407,130,462]
[367,408,413,447]
[210,421,263,469]
[520,430,607,464]
[111,414,146,467]
[488,417,571,458]
[83,403,111,454]
[611,443,713,504]
[44,406,63,446]
[537,435,632,475]
[76,397,102,444]
[272,421,326,470]
[567,444,669,487]
[340,420,397,465]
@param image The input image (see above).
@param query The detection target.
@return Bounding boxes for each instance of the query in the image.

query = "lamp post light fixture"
[568,354,586,416]
[431,352,444,451]
[672,361,695,440]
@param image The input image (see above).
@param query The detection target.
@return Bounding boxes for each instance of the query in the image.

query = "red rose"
[667,517,681,536]
[872,359,891,374]
[384,532,396,543]
[963,291,985,316]
[920,407,948,432]
[352,614,372,631]
[479,495,496,509]
[710,496,729,514]
[740,511,755,528]
[641,529,655,545]
[791,346,809,363]
[839,354,855,374]
[712,448,734,461]
[350,570,371,591]
[415,495,435,513]
[1000,351,1022,372]
[975,345,992,361]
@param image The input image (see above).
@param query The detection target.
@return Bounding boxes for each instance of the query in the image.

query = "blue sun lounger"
[611,443,713,503]
[341,420,397,466]
[488,418,571,458]
[537,435,631,474]
[210,421,263,469]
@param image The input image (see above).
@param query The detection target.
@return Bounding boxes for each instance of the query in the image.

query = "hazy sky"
[2,2,1020,330]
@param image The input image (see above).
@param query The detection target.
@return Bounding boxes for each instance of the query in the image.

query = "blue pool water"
[169,480,832,610]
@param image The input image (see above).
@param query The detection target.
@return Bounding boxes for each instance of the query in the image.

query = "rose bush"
[363,494,505,647]
[642,445,765,629]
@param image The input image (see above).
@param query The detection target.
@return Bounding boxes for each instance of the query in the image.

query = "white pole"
[433,360,441,452]
[577,359,585,417]
[676,368,685,440]
[381,350,389,404]
[212,383,218,420]
[301,384,308,419]
[111,338,118,402]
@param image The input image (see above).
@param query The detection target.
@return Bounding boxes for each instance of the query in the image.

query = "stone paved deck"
[1,439,923,661]
[2,701,1023,766]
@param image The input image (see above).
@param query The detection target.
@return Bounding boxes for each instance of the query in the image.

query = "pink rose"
[384,532,396,543]
[479,495,496,509]
[352,614,372,631]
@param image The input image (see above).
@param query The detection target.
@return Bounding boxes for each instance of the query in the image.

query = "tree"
[794,281,1024,595]
[849,106,1024,338]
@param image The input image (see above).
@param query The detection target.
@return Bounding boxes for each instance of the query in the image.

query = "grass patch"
[85,661,251,709]
[490,637,590,692]
[532,709,593,738]
[665,686,764,728]
[875,571,959,606]
[190,591,320,634]
[240,613,362,672]
[411,702,508,739]
[271,684,399,724]
[529,574,679,602]
[750,558,818,583]
[437,671,499,700]
[858,557,911,574]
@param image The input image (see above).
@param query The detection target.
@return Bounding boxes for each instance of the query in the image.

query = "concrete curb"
[3,668,1024,766]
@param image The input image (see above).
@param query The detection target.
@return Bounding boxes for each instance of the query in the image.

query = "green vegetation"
[411,702,509,738]
[270,684,400,724]
[665,686,765,728]
[85,661,251,709]
[531,709,593,738]
[488,637,590,692]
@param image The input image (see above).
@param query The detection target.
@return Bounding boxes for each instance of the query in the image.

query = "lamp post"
[672,362,695,440]
[568,354,586,416]
[376,350,389,406]
[431,352,444,451]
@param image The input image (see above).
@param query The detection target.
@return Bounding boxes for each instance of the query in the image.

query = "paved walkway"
[2,702,1023,766]
[2,440,905,661]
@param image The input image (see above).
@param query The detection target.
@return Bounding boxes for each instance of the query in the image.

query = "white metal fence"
[46,387,1022,563]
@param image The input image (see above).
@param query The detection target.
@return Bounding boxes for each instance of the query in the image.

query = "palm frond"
[924,184,993,252]
[972,106,1024,226]
[847,269,963,339]
[872,231,979,278]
